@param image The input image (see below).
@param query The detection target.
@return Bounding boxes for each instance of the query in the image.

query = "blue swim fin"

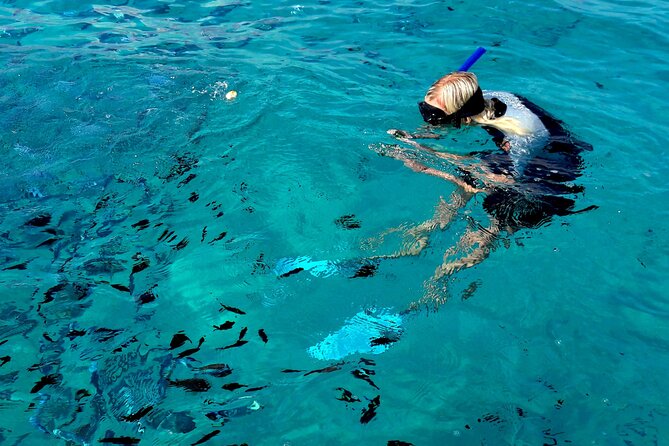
[307,309,404,361]
[274,256,380,279]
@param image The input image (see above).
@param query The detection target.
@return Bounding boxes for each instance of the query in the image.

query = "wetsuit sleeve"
[481,125,507,149]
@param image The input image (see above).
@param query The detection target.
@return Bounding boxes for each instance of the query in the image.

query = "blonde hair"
[425,71,529,135]
[424,71,480,115]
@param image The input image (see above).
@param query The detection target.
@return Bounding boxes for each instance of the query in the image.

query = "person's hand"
[376,143,403,158]
[387,129,412,139]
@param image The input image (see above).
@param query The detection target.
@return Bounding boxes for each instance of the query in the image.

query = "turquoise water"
[1,0,668,444]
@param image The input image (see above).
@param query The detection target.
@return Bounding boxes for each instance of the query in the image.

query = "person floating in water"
[378,71,596,285]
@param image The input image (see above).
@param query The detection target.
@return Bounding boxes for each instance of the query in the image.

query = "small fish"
[336,387,360,403]
[370,336,397,347]
[170,332,191,350]
[188,192,199,203]
[387,441,414,446]
[137,289,156,305]
[191,430,220,446]
[169,378,211,392]
[178,174,197,189]
[31,374,61,393]
[219,304,245,315]
[304,362,343,376]
[25,214,52,227]
[174,237,189,251]
[98,436,141,444]
[42,283,66,304]
[278,267,303,279]
[2,261,29,271]
[93,328,122,343]
[36,238,58,248]
[213,321,235,331]
[121,405,154,422]
[131,257,150,275]
[245,385,268,392]
[0,356,10,367]
[334,214,361,230]
[75,389,92,401]
[251,254,268,275]
[461,280,480,301]
[95,194,113,211]
[67,329,87,340]
[112,336,138,354]
[177,337,205,358]
[158,229,173,242]
[195,363,232,378]
[209,232,227,244]
[350,263,377,278]
[218,340,248,350]
[204,411,225,421]
[238,327,248,340]
[222,382,247,391]
[280,369,304,373]
[201,226,207,243]
[110,284,130,293]
[478,413,503,424]
[360,395,380,424]
[352,369,379,390]
[131,219,150,231]
[258,329,268,343]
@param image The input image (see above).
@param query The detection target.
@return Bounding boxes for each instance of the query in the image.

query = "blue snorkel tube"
[458,46,486,71]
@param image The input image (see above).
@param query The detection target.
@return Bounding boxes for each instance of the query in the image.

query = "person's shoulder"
[511,94,560,125]
[511,94,592,151]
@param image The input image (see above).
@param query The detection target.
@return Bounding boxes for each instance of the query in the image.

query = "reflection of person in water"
[380,71,596,282]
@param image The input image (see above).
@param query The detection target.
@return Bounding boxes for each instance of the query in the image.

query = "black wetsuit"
[473,95,593,231]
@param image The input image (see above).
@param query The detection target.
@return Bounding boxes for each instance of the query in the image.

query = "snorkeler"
[284,68,596,361]
[381,71,596,283]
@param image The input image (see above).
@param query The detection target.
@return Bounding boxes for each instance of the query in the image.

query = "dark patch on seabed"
[335,214,361,229]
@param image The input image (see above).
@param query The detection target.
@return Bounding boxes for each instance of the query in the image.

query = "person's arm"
[388,129,470,163]
[384,146,482,194]
[387,129,441,140]
[402,158,482,194]
[387,132,511,190]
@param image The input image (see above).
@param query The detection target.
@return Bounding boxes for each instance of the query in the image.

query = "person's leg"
[372,190,472,259]
[403,220,501,311]
[433,219,501,280]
